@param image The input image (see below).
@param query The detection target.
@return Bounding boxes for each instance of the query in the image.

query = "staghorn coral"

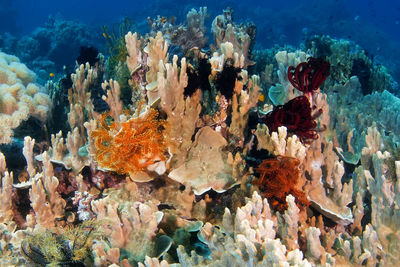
[253,156,309,212]
[91,108,165,181]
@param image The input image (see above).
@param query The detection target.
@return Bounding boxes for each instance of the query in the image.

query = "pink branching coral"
[252,156,309,212]
[288,57,330,93]
[263,96,319,143]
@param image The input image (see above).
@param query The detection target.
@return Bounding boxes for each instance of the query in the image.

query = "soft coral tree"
[90,108,165,177]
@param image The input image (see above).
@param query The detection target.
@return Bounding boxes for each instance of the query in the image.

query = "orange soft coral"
[90,108,165,177]
[253,156,309,212]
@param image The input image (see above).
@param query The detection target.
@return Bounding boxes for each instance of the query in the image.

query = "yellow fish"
[258,93,265,102]
[49,72,55,78]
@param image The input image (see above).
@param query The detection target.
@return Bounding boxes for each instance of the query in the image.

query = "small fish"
[161,17,167,23]
[49,72,55,78]
[102,32,108,38]
[258,93,265,102]
[354,15,360,21]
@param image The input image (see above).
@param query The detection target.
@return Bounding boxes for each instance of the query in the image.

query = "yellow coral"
[91,108,165,177]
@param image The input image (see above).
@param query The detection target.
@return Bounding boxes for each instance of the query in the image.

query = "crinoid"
[253,156,309,212]
[21,220,102,266]
[91,108,165,177]
[288,57,330,94]
[263,95,319,143]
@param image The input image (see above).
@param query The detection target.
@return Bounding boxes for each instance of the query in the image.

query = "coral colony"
[1,7,400,266]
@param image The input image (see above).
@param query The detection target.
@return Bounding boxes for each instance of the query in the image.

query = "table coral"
[168,126,238,195]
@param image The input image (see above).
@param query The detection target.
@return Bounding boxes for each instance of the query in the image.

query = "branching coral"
[91,108,165,181]
[255,125,307,161]
[253,156,309,212]
[0,153,13,223]
[212,7,256,68]
[91,196,163,264]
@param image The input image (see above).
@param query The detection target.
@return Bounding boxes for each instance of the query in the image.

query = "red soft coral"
[253,156,309,212]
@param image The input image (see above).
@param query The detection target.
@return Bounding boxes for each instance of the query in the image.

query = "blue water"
[1,0,399,80]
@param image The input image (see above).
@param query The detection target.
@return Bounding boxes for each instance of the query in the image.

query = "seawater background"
[1,0,399,80]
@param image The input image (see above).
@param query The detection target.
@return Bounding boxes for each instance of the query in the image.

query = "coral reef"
[0,7,399,267]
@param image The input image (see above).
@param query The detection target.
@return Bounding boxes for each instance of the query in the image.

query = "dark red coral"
[252,156,309,212]
[288,57,330,93]
[263,95,318,143]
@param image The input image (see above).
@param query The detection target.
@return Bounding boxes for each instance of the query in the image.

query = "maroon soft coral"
[288,57,330,93]
[263,96,318,143]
